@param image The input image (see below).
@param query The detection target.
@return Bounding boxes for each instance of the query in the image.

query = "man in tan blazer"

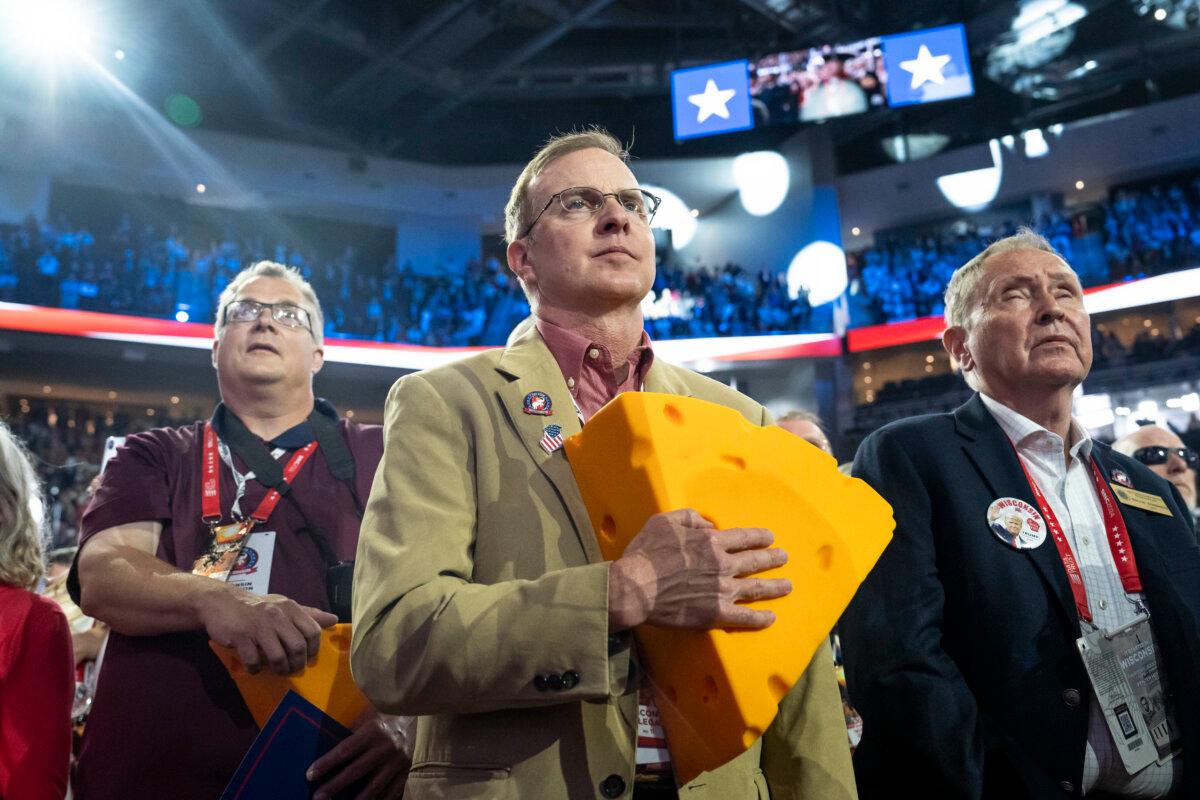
[351,128,856,799]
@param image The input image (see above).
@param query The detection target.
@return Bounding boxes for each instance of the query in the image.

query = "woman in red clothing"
[0,421,73,800]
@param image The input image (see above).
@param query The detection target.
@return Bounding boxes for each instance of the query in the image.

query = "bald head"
[1113,425,1197,510]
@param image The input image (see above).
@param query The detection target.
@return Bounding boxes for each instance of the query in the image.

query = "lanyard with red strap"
[1012,449,1143,624]
[200,422,318,528]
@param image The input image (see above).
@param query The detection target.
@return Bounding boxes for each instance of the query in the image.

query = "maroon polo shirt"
[536,317,654,420]
[71,414,382,800]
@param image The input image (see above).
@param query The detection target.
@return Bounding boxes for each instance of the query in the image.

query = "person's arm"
[4,598,73,800]
[841,430,990,796]
[77,522,336,675]
[351,374,789,717]
[72,621,108,665]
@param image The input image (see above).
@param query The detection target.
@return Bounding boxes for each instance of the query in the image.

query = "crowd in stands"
[1,174,1199,345]
[849,174,1200,324]
[1,398,178,552]
[870,317,1200,407]
[0,213,818,345]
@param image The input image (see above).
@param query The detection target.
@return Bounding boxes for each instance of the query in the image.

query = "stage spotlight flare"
[1,0,95,61]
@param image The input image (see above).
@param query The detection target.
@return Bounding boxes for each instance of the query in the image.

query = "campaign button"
[986,497,1047,550]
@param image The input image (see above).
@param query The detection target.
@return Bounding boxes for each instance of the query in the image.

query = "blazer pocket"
[406,762,513,800]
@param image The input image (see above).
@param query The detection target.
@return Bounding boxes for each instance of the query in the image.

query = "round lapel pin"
[523,390,553,416]
[986,497,1047,550]
[1110,468,1133,488]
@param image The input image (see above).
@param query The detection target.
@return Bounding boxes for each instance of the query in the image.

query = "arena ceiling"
[13,0,1200,171]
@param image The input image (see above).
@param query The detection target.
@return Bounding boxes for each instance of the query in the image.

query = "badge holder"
[193,520,255,581]
[1076,615,1181,774]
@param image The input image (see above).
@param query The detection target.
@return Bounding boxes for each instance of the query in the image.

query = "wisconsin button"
[986,497,1047,550]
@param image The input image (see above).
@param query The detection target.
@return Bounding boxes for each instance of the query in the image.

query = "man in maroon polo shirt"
[71,261,409,799]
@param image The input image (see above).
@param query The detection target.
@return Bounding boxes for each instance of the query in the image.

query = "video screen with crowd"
[750,39,887,126]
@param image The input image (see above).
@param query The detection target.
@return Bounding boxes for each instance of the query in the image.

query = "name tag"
[1110,484,1173,516]
[1077,615,1181,774]
[227,531,276,596]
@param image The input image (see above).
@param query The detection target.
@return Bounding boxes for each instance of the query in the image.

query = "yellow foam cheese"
[563,392,893,783]
[209,623,369,729]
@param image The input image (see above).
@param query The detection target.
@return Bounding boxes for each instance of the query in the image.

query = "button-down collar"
[536,317,654,421]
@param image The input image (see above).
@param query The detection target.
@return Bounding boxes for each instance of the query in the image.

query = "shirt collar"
[211,402,319,451]
[535,316,654,384]
[978,392,1093,461]
[269,420,315,450]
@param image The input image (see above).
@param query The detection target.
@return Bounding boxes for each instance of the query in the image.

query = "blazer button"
[1062,688,1081,707]
[547,673,565,691]
[1059,780,1075,793]
[600,774,626,797]
[533,675,548,691]
[562,670,580,689]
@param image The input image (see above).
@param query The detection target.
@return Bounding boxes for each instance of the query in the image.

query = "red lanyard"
[1013,449,1142,623]
[200,422,318,526]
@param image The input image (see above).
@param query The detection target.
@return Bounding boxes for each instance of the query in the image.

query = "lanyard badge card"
[193,519,256,581]
[191,423,317,583]
[1077,615,1182,773]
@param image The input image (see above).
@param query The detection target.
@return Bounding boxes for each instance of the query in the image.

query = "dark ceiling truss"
[241,0,834,119]
[421,0,622,122]
[157,0,1200,165]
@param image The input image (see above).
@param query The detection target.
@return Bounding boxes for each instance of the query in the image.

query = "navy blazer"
[843,394,1200,799]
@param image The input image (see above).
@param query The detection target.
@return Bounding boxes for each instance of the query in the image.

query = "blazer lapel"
[495,329,600,563]
[643,358,695,397]
[954,394,1079,630]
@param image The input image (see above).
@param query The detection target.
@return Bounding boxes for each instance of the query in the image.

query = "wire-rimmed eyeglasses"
[222,299,314,336]
[521,186,662,238]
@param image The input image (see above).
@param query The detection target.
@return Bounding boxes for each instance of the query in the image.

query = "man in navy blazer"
[843,230,1200,799]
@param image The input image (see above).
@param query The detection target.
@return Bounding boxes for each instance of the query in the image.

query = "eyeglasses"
[223,299,313,334]
[1132,446,1199,470]
[521,186,662,238]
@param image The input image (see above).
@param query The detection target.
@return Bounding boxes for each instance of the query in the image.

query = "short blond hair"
[943,228,1061,330]
[215,261,325,345]
[504,127,630,245]
[0,421,48,590]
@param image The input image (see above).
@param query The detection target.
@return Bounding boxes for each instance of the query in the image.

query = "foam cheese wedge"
[563,392,893,783]
[209,622,369,729]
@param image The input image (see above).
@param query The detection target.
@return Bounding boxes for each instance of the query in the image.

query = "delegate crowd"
[4,131,1200,800]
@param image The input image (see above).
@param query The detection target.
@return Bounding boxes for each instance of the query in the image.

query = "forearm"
[77,543,224,636]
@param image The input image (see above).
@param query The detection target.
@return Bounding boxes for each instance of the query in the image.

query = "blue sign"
[670,59,753,140]
[881,23,974,108]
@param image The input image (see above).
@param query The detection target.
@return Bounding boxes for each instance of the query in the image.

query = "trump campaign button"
[986,497,1047,550]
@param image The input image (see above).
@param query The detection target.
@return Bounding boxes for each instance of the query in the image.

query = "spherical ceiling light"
[732,151,789,217]
[641,184,697,250]
[787,240,848,306]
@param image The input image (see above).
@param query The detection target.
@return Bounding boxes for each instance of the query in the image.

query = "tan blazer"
[352,329,856,799]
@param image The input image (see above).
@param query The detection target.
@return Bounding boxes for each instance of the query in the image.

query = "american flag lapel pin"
[540,424,564,454]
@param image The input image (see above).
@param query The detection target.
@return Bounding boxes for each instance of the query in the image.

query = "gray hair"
[215,261,325,345]
[504,127,630,246]
[777,409,826,431]
[943,228,1062,330]
[0,421,48,590]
